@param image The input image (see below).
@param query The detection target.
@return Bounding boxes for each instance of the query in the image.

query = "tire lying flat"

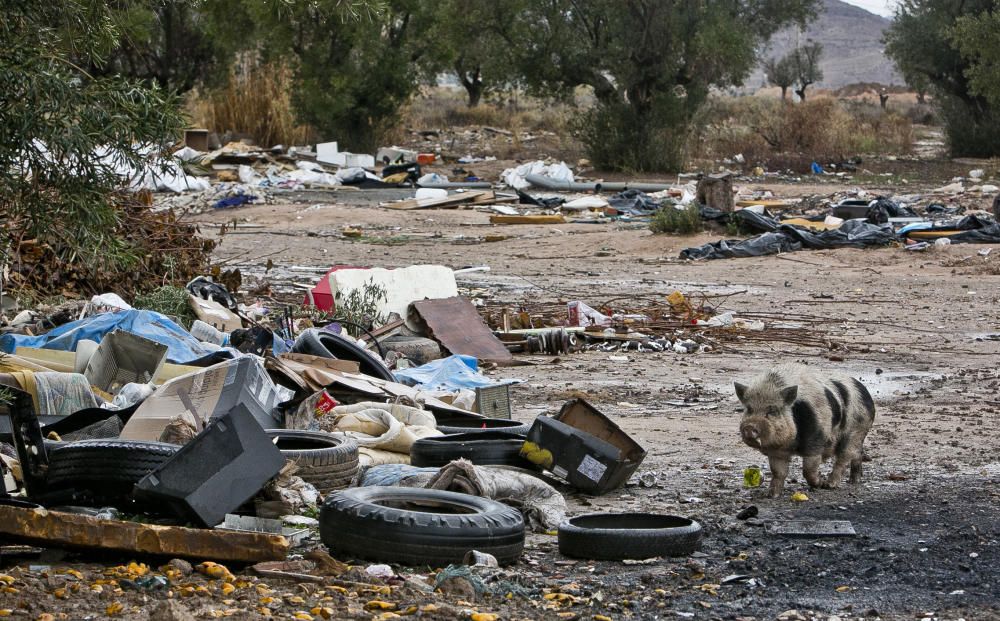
[266,429,359,493]
[436,417,530,437]
[410,431,531,468]
[320,486,525,566]
[558,513,703,560]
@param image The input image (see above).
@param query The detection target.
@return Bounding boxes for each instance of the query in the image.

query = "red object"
[314,391,338,417]
[302,265,366,311]
[417,153,436,165]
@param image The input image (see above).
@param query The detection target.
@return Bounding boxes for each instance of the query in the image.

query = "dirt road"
[182,180,1000,620]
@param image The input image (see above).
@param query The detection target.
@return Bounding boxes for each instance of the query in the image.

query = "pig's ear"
[781,385,798,405]
[734,382,748,403]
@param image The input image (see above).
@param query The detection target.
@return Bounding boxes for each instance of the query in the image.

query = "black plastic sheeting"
[608,190,661,216]
[943,222,1000,243]
[866,197,917,224]
[681,220,897,260]
[517,190,565,209]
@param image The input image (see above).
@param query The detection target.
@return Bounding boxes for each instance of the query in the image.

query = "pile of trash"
[681,192,1000,260]
[0,264,653,570]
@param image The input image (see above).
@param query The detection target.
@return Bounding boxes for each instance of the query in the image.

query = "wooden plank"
[384,190,493,210]
[412,297,512,363]
[0,505,288,562]
[489,215,566,225]
[906,229,964,239]
[736,200,795,208]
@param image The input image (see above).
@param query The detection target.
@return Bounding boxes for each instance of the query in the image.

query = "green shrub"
[650,204,702,235]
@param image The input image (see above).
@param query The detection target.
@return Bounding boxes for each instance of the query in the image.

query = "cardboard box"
[119,357,294,441]
[520,398,646,495]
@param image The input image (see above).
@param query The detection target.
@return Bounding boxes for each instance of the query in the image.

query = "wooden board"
[0,505,288,562]
[736,200,794,208]
[412,296,512,362]
[489,214,566,225]
[906,229,964,239]
[384,190,494,210]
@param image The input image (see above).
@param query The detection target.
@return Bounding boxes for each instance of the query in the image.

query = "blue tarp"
[393,355,510,392]
[0,310,218,364]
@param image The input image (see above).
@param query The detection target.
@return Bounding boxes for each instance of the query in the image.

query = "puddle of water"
[859,370,942,399]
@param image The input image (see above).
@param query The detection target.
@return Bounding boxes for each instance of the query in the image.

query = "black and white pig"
[734,364,875,498]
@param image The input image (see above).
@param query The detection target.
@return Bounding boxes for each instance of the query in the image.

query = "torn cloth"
[10,371,98,417]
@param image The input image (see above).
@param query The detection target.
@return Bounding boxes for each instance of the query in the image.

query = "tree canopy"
[506,0,819,170]
[885,0,1000,156]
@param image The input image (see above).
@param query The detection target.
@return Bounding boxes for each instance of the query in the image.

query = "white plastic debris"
[500,160,574,190]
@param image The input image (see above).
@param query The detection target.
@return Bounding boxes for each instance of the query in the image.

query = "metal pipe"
[524,174,674,193]
[417,181,494,189]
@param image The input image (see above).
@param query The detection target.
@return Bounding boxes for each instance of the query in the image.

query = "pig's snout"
[741,422,761,446]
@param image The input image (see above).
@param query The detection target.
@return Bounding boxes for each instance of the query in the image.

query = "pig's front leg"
[802,454,823,488]
[767,454,790,498]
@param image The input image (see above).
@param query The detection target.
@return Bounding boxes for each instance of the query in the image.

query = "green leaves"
[0,1,185,275]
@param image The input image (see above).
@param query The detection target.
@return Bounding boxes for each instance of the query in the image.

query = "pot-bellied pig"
[734,364,875,497]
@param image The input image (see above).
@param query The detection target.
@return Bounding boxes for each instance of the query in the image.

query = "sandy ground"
[176,177,1000,620]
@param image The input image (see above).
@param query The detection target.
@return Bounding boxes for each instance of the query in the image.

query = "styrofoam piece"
[316,142,339,164]
[345,153,375,168]
[327,265,458,331]
[415,188,448,200]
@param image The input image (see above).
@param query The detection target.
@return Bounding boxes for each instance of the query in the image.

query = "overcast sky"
[843,0,895,17]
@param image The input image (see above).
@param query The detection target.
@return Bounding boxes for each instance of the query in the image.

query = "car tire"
[320,486,524,566]
[292,328,394,381]
[45,440,180,500]
[266,430,359,493]
[381,335,441,365]
[410,431,531,468]
[558,513,703,560]
[436,417,530,436]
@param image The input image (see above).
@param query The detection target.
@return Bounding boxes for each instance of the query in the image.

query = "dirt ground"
[3,171,998,621]
[183,172,1000,621]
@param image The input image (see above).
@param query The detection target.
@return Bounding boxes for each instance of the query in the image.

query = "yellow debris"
[594,615,613,621]
[259,597,275,605]
[61,569,83,580]
[419,604,439,612]
[293,613,313,620]
[791,491,809,502]
[836,585,852,592]
[52,588,68,599]
[257,608,271,617]
[366,600,397,611]
[38,615,55,621]
[0,610,11,617]
[197,562,234,581]
[90,585,103,594]
[106,602,124,616]
[286,595,306,605]
[0,576,13,585]
[698,584,720,596]
[221,583,235,596]
[470,614,498,621]
[311,607,334,619]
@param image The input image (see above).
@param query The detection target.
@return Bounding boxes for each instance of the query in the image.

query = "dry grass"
[690,95,914,171]
[186,58,315,148]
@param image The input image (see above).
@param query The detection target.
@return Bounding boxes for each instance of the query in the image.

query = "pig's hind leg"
[825,435,864,488]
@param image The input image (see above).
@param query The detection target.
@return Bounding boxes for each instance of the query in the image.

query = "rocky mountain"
[748,0,902,90]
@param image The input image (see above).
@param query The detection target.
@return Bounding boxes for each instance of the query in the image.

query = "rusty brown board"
[0,505,289,563]
[411,297,513,363]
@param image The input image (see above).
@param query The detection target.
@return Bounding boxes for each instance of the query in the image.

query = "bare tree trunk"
[780,86,788,101]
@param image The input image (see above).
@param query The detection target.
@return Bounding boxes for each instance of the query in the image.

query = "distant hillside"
[748,0,902,90]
